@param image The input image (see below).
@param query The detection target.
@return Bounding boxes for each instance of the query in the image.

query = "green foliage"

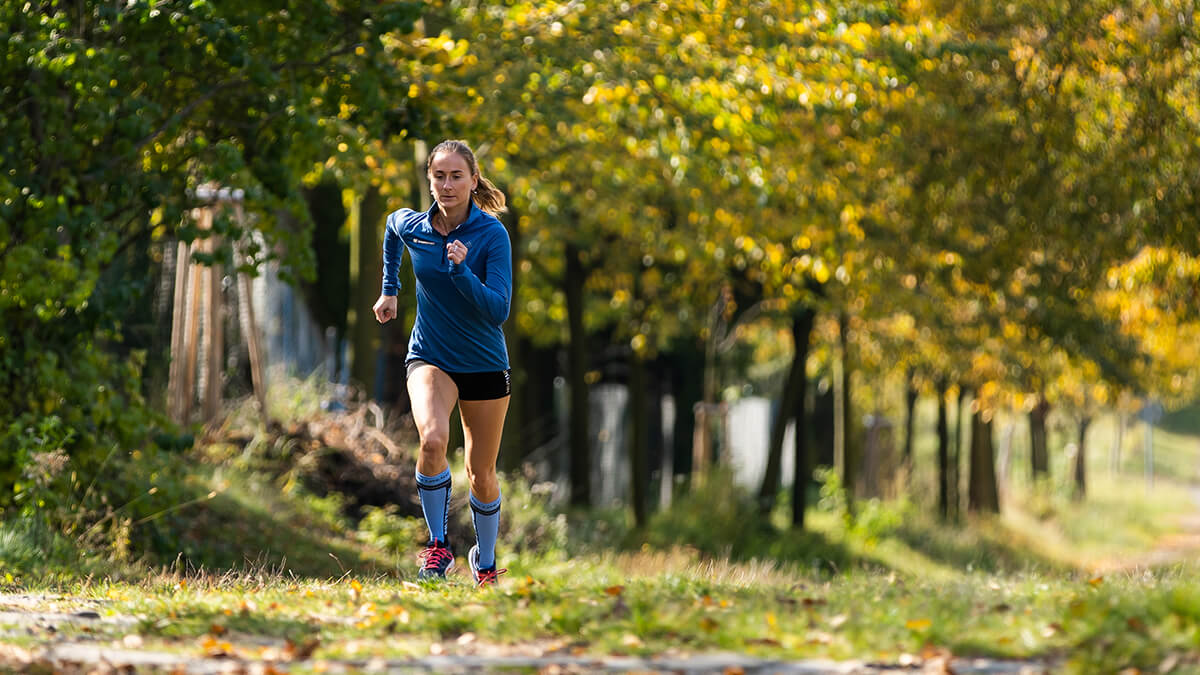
[643,469,776,558]
[0,515,88,577]
[490,470,570,555]
[357,505,427,555]
[0,0,420,513]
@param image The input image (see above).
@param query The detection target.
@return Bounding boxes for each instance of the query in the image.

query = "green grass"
[5,386,1200,671]
[7,554,1199,673]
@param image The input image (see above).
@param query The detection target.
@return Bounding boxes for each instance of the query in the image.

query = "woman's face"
[429,151,477,209]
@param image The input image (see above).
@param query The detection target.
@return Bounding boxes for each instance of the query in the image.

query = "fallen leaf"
[605,585,625,596]
[906,618,932,631]
[699,617,720,632]
[1088,576,1104,587]
[921,646,954,661]
[1127,617,1147,633]
[923,655,955,674]
[745,638,781,647]
[621,634,644,648]
[200,636,235,659]
[724,667,745,675]
[1042,623,1063,638]
[283,637,320,661]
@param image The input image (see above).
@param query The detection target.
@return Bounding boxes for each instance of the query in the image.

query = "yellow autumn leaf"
[905,618,932,631]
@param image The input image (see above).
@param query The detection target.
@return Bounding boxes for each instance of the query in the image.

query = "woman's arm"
[448,227,512,325]
[381,210,409,296]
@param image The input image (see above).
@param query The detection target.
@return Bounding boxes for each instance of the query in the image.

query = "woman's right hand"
[373,295,398,324]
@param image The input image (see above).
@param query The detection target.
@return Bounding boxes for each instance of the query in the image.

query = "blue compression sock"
[469,491,502,569]
[416,468,452,543]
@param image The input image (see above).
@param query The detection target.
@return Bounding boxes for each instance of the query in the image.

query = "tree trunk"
[968,408,1000,514]
[950,386,966,518]
[759,307,814,515]
[813,384,835,469]
[645,356,665,512]
[837,311,857,506]
[694,309,720,483]
[668,339,703,485]
[1074,414,1091,500]
[790,309,815,529]
[629,350,649,527]
[564,241,591,507]
[350,184,386,398]
[936,379,950,520]
[903,371,918,471]
[1111,412,1126,476]
[499,205,524,472]
[1030,394,1050,479]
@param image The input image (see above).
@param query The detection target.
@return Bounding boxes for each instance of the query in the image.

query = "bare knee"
[417,428,449,470]
[465,464,499,501]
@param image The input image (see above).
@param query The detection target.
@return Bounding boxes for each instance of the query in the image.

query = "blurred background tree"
[2,0,1198,550]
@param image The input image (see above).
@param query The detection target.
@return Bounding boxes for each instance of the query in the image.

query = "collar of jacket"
[425,199,483,234]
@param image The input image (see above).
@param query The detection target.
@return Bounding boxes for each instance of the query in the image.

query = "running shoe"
[417,539,455,580]
[467,544,508,587]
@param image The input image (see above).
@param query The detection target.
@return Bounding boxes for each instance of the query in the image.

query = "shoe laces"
[475,567,508,587]
[418,543,453,571]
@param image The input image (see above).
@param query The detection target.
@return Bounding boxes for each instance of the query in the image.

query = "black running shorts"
[405,359,511,401]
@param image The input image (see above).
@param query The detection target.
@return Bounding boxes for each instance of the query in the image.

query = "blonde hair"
[427,139,508,217]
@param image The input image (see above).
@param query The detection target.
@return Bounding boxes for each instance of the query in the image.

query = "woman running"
[373,139,511,587]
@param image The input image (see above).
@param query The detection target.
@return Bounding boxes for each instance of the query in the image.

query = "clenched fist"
[447,240,468,264]
[373,294,398,324]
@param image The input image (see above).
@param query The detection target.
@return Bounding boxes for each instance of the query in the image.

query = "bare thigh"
[459,396,510,502]
[406,364,459,476]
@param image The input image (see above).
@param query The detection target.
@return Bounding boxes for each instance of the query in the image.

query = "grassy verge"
[4,385,1200,672]
[6,555,1199,673]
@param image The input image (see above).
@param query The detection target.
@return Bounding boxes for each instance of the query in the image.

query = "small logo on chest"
[410,237,438,246]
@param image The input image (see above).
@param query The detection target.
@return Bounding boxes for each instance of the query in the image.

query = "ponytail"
[427,139,508,217]
[473,175,508,217]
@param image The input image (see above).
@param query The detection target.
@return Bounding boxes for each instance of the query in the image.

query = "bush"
[644,469,773,558]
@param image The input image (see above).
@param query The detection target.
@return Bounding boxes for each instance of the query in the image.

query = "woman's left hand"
[447,240,468,264]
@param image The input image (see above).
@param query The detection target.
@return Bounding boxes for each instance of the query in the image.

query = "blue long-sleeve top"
[381,201,511,373]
